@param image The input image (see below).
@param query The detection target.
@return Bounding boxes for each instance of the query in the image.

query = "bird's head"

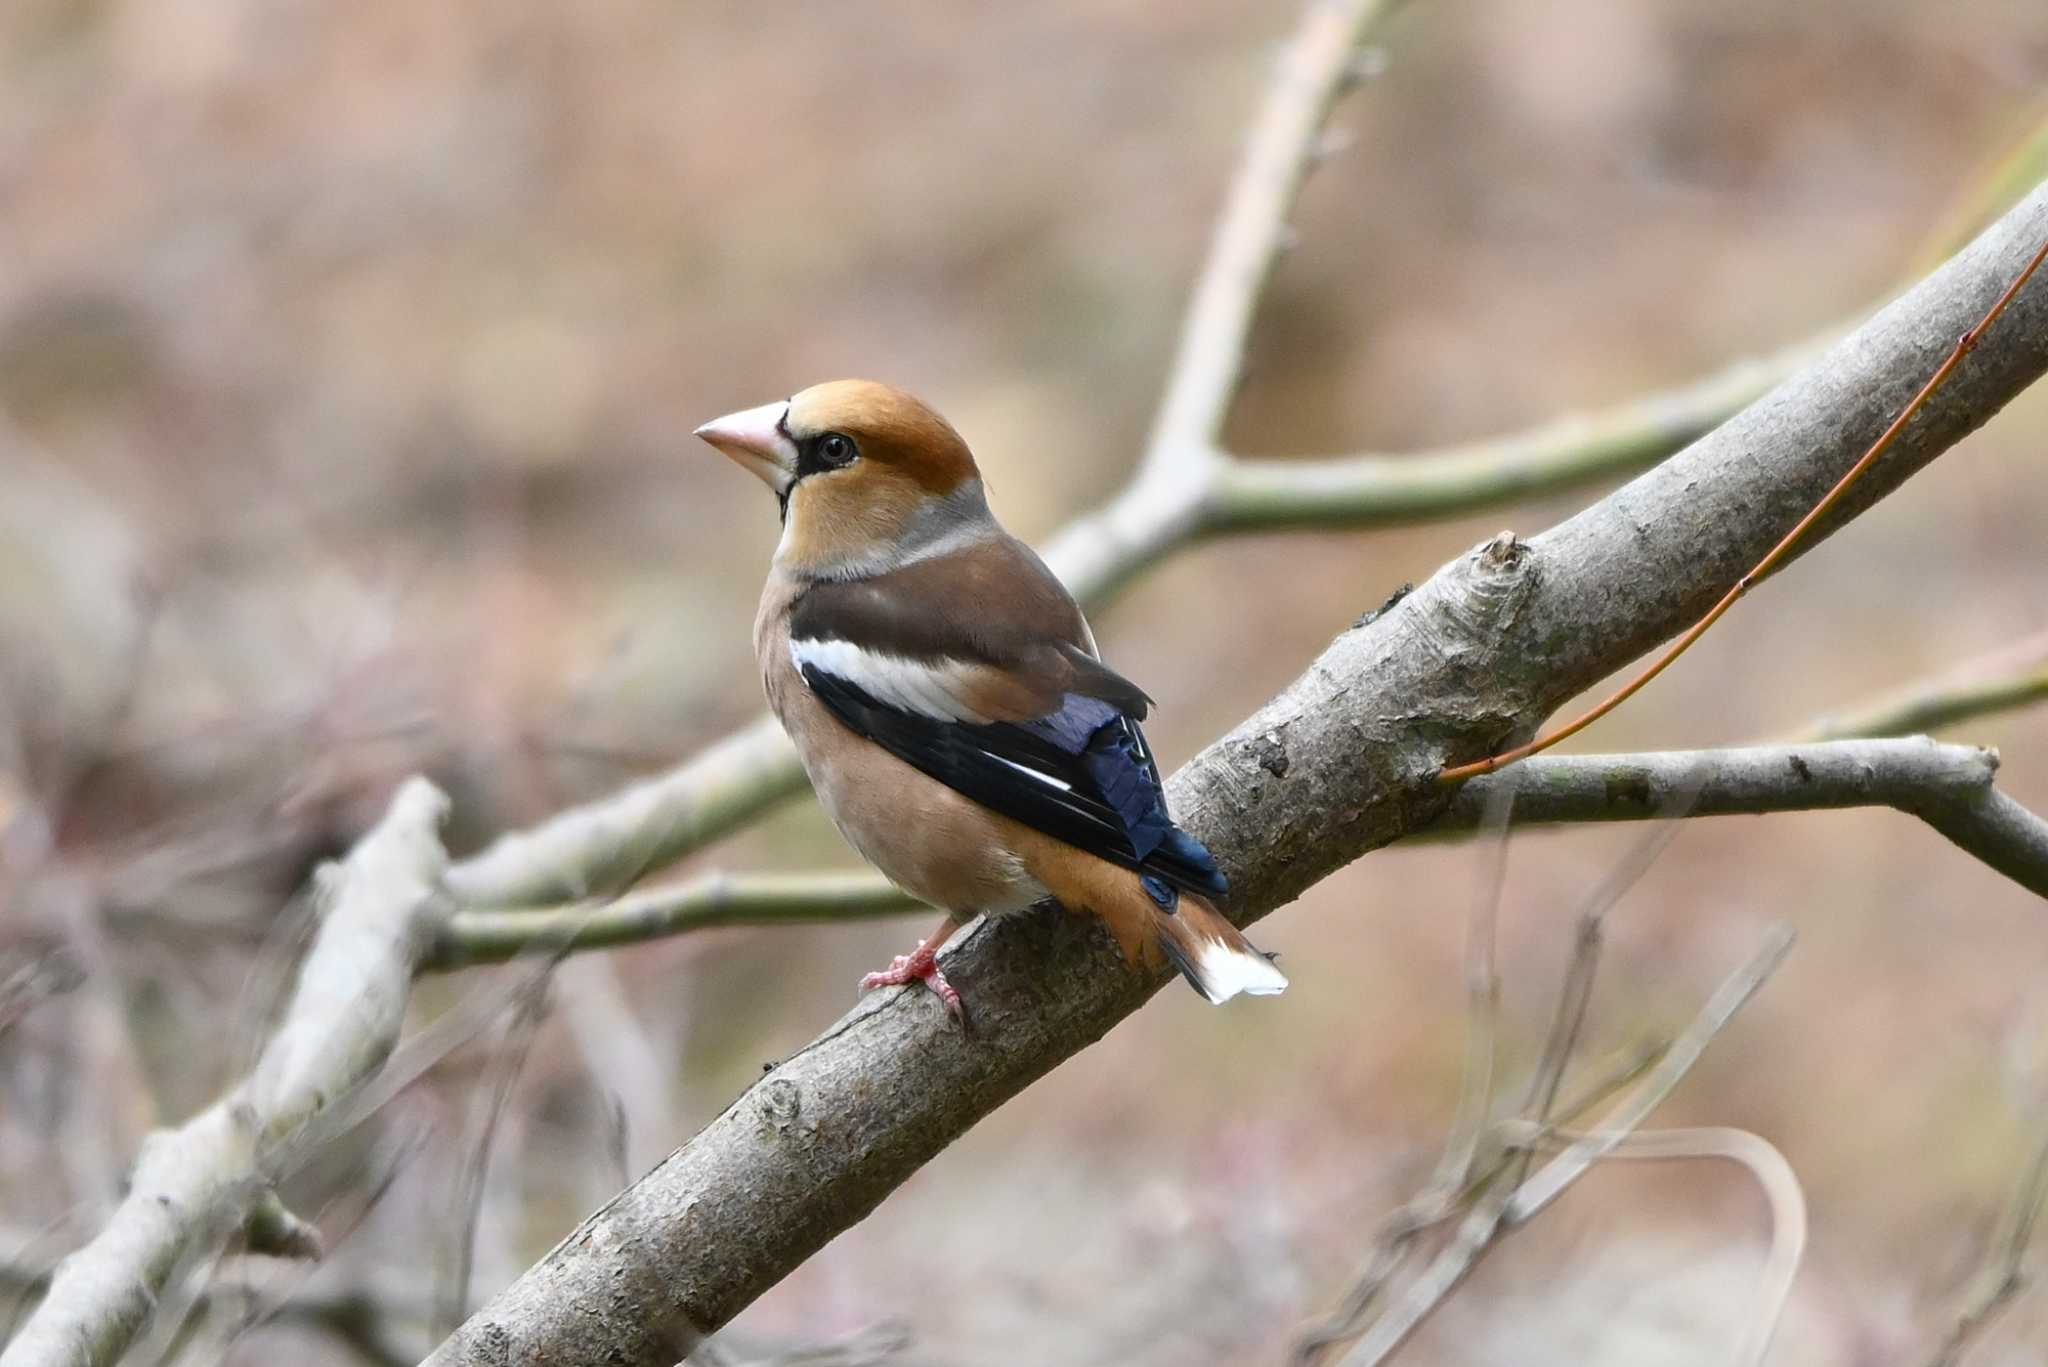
[695,380,991,578]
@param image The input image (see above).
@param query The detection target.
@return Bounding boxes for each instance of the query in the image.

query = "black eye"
[817,432,856,467]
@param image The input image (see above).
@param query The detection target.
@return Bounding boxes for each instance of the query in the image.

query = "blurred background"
[2,1,2047,1363]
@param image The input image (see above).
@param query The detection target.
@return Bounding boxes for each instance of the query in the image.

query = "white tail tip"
[1193,939,1289,1004]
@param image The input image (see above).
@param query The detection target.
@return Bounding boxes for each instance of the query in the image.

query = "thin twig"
[430,871,920,969]
[437,977,552,1340]
[1303,779,1706,1366]
[1208,332,1829,531]
[1800,630,2048,741]
[1151,0,1405,453]
[1291,1041,1665,1365]
[1434,773,1514,1205]
[1498,1123,1806,1367]
[1512,767,1710,1187]
[1337,927,1796,1366]
[1507,926,1797,1224]
[1926,1123,2048,1367]
[1291,773,1522,1366]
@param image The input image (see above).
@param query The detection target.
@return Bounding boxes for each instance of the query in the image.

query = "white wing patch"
[990,753,1073,791]
[790,638,996,725]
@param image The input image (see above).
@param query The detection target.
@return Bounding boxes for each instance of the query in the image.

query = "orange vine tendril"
[1439,230,2048,786]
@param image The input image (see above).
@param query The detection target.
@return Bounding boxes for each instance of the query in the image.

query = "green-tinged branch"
[429,871,917,970]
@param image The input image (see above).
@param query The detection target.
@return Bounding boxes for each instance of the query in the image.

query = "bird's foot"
[859,941,963,1021]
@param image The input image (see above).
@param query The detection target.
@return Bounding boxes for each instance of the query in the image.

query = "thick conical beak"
[694,399,798,494]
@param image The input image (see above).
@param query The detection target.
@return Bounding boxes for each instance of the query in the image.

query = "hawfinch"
[696,380,1286,1017]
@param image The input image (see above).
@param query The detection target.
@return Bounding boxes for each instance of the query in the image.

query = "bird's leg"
[859,913,966,1019]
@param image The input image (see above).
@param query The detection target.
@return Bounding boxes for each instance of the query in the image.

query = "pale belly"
[757,599,1048,916]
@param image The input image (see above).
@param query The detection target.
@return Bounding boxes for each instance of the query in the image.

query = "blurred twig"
[1297,774,1712,1365]
[428,871,919,970]
[1913,105,2048,276]
[1435,775,1516,1221]
[1506,926,1796,1224]
[1208,333,1828,532]
[690,1319,918,1367]
[436,976,551,1340]
[1334,927,1796,1367]
[0,1250,420,1367]
[0,945,83,1040]
[1926,1123,2048,1367]
[1800,630,2048,741]
[1290,1041,1667,1365]
[1504,1123,1806,1367]
[0,780,451,1367]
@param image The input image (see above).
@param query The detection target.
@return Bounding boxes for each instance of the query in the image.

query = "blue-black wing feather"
[801,665,1227,898]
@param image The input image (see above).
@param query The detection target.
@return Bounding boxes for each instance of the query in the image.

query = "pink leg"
[860,914,965,1020]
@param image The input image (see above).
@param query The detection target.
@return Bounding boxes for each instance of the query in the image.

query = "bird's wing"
[787,537,1227,897]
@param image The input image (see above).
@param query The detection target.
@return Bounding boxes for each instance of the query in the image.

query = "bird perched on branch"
[696,380,1285,1018]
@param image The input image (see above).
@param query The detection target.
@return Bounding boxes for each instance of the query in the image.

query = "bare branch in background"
[1333,927,1796,1367]
[1502,1124,1806,1366]
[1441,740,2048,898]
[1506,927,1796,1225]
[1802,630,2048,741]
[0,779,450,1367]
[429,871,918,970]
[436,978,551,1341]
[1207,332,1827,531]
[1297,776,1710,1365]
[1289,1041,1667,1366]
[0,946,82,1040]
[1926,1122,2048,1367]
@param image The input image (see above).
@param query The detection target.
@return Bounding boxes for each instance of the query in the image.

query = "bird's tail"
[1152,888,1288,1004]
[1020,837,1287,1004]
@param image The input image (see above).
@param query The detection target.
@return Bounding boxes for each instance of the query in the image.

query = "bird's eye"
[817,432,856,467]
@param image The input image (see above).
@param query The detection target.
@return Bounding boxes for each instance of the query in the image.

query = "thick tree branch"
[422,180,2048,1364]
[0,780,450,1367]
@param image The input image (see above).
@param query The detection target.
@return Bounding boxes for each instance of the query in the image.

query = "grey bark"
[1445,740,2048,898]
[420,185,2048,1365]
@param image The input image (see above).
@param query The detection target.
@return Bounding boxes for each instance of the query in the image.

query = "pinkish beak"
[694,399,799,495]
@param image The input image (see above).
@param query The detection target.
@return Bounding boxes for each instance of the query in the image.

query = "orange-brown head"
[696,380,992,579]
